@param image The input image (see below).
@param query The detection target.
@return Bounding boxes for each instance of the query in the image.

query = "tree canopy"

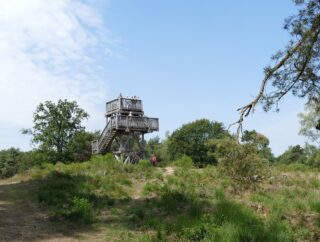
[0,148,21,178]
[298,99,320,145]
[23,99,89,162]
[278,145,307,164]
[241,130,275,162]
[167,119,229,166]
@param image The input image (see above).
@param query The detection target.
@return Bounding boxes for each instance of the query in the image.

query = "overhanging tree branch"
[231,10,320,139]
[230,38,304,137]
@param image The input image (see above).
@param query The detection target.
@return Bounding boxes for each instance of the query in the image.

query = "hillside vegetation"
[0,154,319,241]
[1,100,319,241]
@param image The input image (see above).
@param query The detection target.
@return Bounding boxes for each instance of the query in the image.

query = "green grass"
[35,154,151,224]
[20,156,320,241]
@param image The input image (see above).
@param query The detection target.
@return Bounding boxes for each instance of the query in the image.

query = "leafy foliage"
[278,143,320,168]
[242,130,275,162]
[278,145,307,164]
[262,0,320,110]
[8,147,318,240]
[0,148,21,178]
[167,119,229,166]
[298,99,320,145]
[172,155,194,168]
[23,99,89,163]
[145,135,170,163]
[236,0,320,134]
[67,131,99,162]
[210,137,268,190]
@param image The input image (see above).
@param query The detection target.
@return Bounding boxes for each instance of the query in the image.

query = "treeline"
[146,119,320,167]
[1,99,319,179]
[0,130,97,178]
[278,144,320,167]
[0,100,99,178]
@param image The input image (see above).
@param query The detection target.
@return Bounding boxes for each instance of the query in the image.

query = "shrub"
[211,137,269,190]
[68,197,94,223]
[137,159,150,168]
[172,155,194,168]
[0,148,21,178]
[306,148,320,168]
[277,163,312,172]
[277,145,307,164]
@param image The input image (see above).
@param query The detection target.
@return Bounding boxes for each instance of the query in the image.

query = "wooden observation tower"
[92,94,159,163]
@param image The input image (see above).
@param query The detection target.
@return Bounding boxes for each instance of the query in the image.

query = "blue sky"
[0,0,310,155]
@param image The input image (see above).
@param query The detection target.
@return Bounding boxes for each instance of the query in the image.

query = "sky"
[0,0,312,155]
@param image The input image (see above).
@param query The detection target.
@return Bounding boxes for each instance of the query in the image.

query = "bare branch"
[231,38,304,139]
[230,11,320,140]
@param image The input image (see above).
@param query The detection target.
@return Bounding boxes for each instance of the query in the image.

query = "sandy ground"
[0,179,106,242]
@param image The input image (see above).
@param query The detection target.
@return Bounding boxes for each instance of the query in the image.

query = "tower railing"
[92,95,159,160]
[106,98,143,116]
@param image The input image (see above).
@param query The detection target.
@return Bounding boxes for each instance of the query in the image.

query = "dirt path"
[132,180,146,200]
[0,179,104,242]
[132,167,175,200]
[163,167,174,176]
[0,167,177,241]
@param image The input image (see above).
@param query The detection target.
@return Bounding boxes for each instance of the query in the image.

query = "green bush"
[276,163,312,172]
[306,149,320,168]
[278,145,307,164]
[137,159,150,168]
[172,155,194,168]
[0,148,21,178]
[211,137,269,190]
[68,197,94,223]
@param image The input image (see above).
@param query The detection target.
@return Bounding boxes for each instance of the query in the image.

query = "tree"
[0,148,21,178]
[23,100,89,163]
[277,145,307,164]
[67,131,99,162]
[298,99,320,145]
[234,0,320,136]
[241,130,275,162]
[167,119,229,166]
[304,143,320,167]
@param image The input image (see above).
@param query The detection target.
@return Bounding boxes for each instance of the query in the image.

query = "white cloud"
[0,0,113,131]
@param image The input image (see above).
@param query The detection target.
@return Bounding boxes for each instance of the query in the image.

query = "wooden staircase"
[93,121,117,154]
[92,95,159,158]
